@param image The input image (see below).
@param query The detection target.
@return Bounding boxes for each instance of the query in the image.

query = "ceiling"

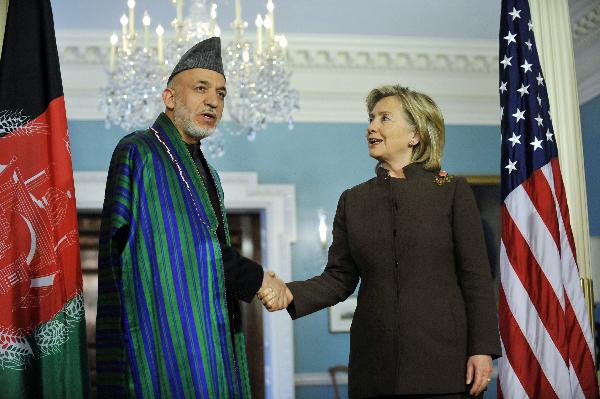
[51,0,503,39]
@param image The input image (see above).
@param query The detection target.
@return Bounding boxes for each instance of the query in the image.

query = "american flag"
[498,0,599,398]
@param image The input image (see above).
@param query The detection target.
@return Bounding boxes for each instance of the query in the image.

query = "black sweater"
[186,142,263,303]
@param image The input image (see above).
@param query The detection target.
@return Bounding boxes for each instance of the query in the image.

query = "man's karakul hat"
[167,36,225,82]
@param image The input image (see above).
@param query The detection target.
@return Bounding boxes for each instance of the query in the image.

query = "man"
[96,37,291,398]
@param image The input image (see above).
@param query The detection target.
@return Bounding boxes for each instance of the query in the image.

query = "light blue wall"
[581,95,600,236]
[69,110,598,398]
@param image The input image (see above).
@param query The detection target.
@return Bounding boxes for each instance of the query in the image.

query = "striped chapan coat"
[96,113,251,398]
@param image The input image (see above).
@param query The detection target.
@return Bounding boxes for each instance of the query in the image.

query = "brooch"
[434,170,453,186]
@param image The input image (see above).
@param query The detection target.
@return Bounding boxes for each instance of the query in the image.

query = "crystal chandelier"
[222,0,299,140]
[100,0,299,156]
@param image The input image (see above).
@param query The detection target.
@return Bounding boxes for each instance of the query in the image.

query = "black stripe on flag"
[0,0,64,122]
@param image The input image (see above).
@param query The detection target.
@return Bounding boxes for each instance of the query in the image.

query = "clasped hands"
[256,271,292,311]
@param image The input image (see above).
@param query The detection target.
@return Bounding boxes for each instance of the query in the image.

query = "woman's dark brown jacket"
[287,163,502,398]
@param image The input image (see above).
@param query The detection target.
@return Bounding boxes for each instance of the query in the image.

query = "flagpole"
[0,0,9,61]
[529,0,597,372]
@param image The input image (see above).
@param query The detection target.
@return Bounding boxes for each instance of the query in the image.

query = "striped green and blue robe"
[97,113,251,398]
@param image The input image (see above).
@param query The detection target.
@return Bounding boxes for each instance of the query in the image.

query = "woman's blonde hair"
[366,84,445,171]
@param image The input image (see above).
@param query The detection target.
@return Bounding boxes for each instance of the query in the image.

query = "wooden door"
[227,212,265,399]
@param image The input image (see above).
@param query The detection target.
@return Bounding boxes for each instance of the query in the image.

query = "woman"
[261,85,501,398]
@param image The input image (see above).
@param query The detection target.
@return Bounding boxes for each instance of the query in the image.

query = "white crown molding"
[57,30,501,125]
[573,32,600,104]
[571,1,600,47]
[73,170,297,399]
[56,30,598,125]
[579,70,600,105]
[569,0,600,104]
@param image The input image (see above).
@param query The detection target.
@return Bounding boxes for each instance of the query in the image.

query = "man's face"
[164,68,227,143]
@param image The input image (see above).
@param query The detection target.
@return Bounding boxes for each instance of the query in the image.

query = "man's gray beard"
[173,102,216,140]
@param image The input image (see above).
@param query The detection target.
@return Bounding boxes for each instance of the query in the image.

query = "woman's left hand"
[465,354,493,396]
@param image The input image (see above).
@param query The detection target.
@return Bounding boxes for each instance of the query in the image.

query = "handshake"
[257,271,293,312]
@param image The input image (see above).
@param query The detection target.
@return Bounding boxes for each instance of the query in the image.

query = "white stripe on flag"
[505,185,565,308]
[500,241,571,397]
[541,163,595,357]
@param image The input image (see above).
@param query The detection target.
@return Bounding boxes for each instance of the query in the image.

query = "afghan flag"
[0,1,90,397]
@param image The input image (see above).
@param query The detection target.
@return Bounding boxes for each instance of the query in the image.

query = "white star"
[534,114,544,126]
[548,110,552,120]
[500,106,504,120]
[505,159,518,174]
[520,59,533,73]
[528,20,533,31]
[537,95,542,106]
[500,55,512,69]
[530,136,543,151]
[517,84,530,97]
[512,108,525,122]
[546,129,554,142]
[509,7,522,20]
[508,132,521,147]
[504,31,517,45]
[536,72,544,86]
[525,39,533,50]
[499,81,508,93]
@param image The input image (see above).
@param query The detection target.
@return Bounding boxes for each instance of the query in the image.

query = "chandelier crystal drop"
[100,0,299,157]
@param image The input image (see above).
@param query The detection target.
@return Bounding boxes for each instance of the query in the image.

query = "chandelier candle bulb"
[156,24,164,64]
[279,34,287,49]
[109,33,118,71]
[176,0,183,24]
[142,11,151,50]
[127,0,135,36]
[210,3,217,35]
[255,14,263,54]
[235,0,241,23]
[263,15,272,48]
[266,0,274,40]
[120,14,128,51]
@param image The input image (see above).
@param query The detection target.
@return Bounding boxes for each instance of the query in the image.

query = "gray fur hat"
[167,37,225,82]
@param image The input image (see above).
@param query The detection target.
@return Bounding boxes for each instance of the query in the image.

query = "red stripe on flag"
[550,158,577,263]
[565,297,600,399]
[521,169,562,254]
[501,205,569,363]
[498,286,559,399]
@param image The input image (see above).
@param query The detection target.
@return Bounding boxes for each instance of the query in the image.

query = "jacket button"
[393,229,397,237]
[394,260,399,268]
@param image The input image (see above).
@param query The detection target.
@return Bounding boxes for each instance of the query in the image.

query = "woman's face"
[366,96,418,165]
